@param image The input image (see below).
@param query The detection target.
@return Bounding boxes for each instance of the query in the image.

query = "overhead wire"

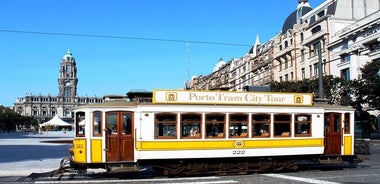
[0,29,252,47]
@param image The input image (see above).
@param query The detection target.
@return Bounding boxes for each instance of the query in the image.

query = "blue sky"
[0,0,325,107]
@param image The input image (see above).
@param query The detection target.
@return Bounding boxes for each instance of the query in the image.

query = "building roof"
[62,49,74,60]
[282,1,312,33]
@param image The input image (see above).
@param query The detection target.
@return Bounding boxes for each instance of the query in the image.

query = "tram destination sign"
[153,90,313,106]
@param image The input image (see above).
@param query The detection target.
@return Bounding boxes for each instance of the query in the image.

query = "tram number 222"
[232,150,245,155]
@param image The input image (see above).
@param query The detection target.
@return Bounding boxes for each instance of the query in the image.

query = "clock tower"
[58,49,78,101]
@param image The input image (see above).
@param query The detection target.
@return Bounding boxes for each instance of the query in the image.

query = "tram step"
[319,156,343,164]
[107,163,143,173]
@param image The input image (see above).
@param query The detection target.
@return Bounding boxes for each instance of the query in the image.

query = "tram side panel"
[135,111,326,161]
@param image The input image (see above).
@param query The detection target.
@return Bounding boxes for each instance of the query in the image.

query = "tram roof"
[75,99,354,112]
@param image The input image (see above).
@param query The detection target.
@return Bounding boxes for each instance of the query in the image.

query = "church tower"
[58,49,78,102]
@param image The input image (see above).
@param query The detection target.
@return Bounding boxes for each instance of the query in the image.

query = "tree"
[0,106,38,132]
[270,75,351,106]
[350,61,380,110]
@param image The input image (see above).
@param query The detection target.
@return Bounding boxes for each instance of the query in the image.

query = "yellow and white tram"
[70,90,356,175]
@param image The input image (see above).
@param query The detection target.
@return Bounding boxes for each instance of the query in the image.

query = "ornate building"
[14,50,103,123]
[187,0,379,94]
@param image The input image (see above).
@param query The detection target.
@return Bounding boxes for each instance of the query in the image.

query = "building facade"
[14,50,103,123]
[187,0,379,95]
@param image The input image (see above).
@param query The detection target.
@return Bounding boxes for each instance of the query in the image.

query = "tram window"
[252,114,271,137]
[334,114,341,133]
[122,113,132,136]
[75,111,85,137]
[206,114,225,138]
[93,111,102,137]
[344,113,350,134]
[229,114,248,138]
[181,114,201,138]
[273,114,291,137]
[155,113,177,139]
[106,112,118,134]
[294,114,311,137]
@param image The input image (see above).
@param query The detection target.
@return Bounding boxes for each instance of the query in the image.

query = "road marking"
[35,176,238,184]
[262,173,341,184]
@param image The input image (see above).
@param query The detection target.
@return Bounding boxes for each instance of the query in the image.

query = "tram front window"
[75,111,85,137]
[93,111,102,136]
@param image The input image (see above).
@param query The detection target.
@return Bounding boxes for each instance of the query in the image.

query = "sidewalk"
[0,131,73,176]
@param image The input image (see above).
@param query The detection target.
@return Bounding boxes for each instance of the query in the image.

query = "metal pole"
[317,42,324,99]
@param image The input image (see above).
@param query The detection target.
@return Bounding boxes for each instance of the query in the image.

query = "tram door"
[105,111,134,162]
[324,113,342,155]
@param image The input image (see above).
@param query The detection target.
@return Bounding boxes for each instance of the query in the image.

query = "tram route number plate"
[232,150,245,155]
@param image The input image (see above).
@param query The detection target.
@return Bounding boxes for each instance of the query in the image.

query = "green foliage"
[350,61,380,110]
[270,75,350,106]
[270,60,380,110]
[0,106,38,132]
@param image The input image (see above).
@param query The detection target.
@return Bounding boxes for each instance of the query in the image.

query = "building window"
[64,87,72,97]
[309,65,312,77]
[181,113,201,138]
[341,68,350,81]
[285,57,288,69]
[314,63,319,76]
[300,33,304,42]
[341,54,351,63]
[285,74,289,81]
[65,65,72,77]
[311,25,321,35]
[205,113,225,138]
[285,41,288,48]
[273,114,291,137]
[229,114,249,138]
[291,72,294,81]
[317,11,325,18]
[313,43,319,56]
[302,68,305,79]
[155,113,177,139]
[252,114,271,137]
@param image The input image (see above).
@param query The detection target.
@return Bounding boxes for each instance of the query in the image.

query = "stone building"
[187,0,379,94]
[14,50,103,123]
[328,10,380,81]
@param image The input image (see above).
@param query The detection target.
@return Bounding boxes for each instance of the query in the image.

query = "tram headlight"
[68,144,74,155]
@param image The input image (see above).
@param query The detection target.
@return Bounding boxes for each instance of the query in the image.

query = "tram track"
[19,161,360,183]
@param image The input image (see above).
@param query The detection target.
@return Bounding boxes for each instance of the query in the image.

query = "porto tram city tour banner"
[153,90,313,106]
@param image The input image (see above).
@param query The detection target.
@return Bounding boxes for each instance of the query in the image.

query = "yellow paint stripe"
[137,138,323,151]
[73,139,86,163]
[91,139,102,163]
[344,136,353,155]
